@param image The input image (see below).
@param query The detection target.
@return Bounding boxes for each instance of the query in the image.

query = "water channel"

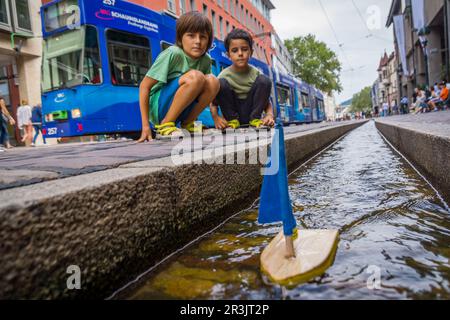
[127,121,450,300]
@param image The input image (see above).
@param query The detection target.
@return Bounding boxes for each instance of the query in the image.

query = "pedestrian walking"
[17,100,33,146]
[391,100,398,115]
[382,102,389,117]
[400,96,409,114]
[31,103,46,146]
[0,95,15,150]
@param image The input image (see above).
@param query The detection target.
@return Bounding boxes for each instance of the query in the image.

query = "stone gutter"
[0,121,367,299]
[375,119,450,203]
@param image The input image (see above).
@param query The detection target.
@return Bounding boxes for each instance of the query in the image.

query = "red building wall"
[41,0,275,64]
[141,0,275,65]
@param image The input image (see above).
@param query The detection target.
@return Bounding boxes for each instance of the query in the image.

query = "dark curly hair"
[224,28,254,53]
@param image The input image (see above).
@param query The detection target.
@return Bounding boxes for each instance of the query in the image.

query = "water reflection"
[130,121,450,300]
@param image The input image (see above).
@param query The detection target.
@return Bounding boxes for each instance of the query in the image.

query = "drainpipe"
[10,33,17,50]
[444,0,450,81]
[10,33,29,52]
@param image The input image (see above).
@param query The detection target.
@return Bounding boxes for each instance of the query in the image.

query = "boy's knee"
[205,75,220,93]
[185,70,206,86]
[257,75,272,90]
[219,78,233,92]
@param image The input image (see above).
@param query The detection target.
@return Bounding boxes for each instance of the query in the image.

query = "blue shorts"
[158,76,198,125]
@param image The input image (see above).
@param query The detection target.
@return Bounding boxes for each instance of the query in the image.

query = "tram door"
[276,84,292,123]
[312,98,319,122]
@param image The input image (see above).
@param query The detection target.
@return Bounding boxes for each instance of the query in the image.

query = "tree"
[350,86,372,113]
[284,34,342,95]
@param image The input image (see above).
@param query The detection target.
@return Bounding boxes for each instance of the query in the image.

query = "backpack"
[31,106,42,123]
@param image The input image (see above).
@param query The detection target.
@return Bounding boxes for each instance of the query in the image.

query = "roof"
[386,0,401,27]
[262,0,276,10]
[377,52,389,71]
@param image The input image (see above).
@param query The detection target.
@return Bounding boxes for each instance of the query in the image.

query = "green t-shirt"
[146,46,212,124]
[218,65,261,99]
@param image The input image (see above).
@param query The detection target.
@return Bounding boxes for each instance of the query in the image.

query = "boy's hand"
[213,116,228,130]
[137,126,153,143]
[262,114,275,127]
[9,117,15,126]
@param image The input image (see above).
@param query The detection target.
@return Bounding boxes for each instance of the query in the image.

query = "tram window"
[107,30,151,86]
[42,28,84,91]
[83,26,102,85]
[44,0,79,32]
[161,41,172,51]
[296,91,303,112]
[301,93,309,107]
[276,85,291,106]
[317,99,324,111]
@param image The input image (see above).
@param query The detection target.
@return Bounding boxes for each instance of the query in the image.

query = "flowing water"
[128,121,450,300]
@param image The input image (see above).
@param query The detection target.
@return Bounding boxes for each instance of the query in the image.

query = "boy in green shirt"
[138,12,220,141]
[211,29,275,130]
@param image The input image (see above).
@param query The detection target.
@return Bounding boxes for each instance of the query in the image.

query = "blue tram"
[40,0,324,138]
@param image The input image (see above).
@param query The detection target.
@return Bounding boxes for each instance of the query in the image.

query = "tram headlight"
[71,109,82,119]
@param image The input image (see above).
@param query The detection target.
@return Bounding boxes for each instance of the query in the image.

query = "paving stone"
[376,110,450,138]
[0,169,59,189]
[0,121,366,299]
[0,121,362,190]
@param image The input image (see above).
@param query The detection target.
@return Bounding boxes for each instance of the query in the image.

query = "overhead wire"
[350,0,373,37]
[350,0,393,44]
[317,0,354,72]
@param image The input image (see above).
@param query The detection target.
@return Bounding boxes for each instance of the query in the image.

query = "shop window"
[1,0,34,34]
[0,0,11,31]
[13,0,32,32]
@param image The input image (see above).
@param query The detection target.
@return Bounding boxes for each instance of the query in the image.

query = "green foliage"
[284,34,342,95]
[350,86,372,113]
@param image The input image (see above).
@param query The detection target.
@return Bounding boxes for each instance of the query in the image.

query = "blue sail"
[258,122,297,236]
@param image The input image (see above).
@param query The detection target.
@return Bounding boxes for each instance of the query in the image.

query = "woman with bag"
[0,96,15,150]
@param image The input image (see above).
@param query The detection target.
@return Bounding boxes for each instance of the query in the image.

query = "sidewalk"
[0,121,354,190]
[0,120,367,299]
[375,110,450,202]
[376,110,450,138]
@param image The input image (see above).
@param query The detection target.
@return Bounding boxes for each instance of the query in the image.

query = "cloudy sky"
[271,0,394,104]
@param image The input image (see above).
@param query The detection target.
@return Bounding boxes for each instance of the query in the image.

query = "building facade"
[387,0,450,100]
[374,51,398,107]
[323,94,337,121]
[271,32,292,74]
[378,51,399,106]
[336,98,352,121]
[0,0,42,144]
[128,0,278,66]
[377,52,389,106]
[387,51,399,105]
[40,0,293,72]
